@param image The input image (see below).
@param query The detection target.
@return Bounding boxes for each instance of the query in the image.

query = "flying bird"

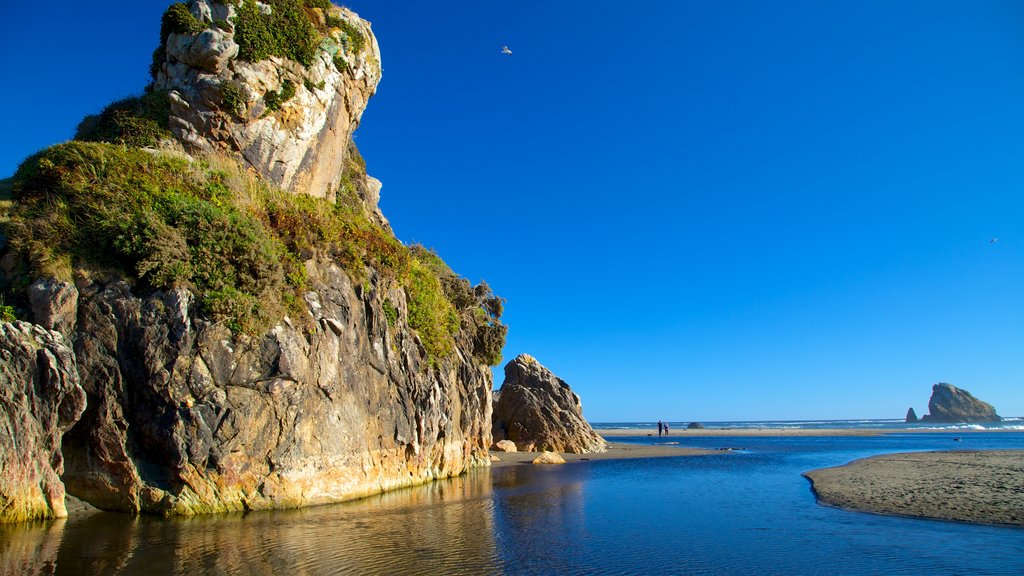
[501,45,512,56]
[990,238,998,244]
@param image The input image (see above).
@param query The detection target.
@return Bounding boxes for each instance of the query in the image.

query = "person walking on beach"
[663,422,670,436]
[657,420,663,437]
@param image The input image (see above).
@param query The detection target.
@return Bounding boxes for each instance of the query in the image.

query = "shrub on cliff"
[75,90,172,148]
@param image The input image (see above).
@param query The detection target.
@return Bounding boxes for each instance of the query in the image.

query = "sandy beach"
[594,427,1021,437]
[804,450,1024,526]
[490,441,717,468]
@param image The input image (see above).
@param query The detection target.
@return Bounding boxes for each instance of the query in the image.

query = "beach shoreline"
[593,427,1019,437]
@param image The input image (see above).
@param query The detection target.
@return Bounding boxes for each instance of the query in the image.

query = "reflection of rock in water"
[17,472,500,575]
[491,466,590,572]
[0,520,64,576]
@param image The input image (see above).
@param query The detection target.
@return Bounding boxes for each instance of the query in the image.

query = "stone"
[532,451,566,465]
[59,258,494,515]
[491,354,607,454]
[27,278,78,338]
[905,407,918,423]
[0,321,87,523]
[493,440,517,453]
[687,422,705,429]
[919,383,1001,423]
[489,454,500,462]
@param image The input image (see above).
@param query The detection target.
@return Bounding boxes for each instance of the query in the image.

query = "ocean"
[593,417,1024,431]
[3,424,1022,575]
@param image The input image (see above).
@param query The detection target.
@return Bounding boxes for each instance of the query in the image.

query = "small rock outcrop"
[532,451,566,465]
[905,407,918,423]
[0,322,87,523]
[491,354,607,454]
[493,440,517,453]
[687,422,705,430]
[920,383,1001,423]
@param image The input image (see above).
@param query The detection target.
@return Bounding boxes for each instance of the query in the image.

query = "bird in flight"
[501,45,512,56]
[990,238,998,244]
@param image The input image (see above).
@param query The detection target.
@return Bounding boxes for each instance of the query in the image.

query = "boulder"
[920,383,1001,423]
[905,407,918,423]
[687,422,705,429]
[532,451,566,465]
[0,321,87,522]
[491,354,607,454]
[493,440,517,453]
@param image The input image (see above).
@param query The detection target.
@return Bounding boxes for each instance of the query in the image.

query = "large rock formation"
[0,322,87,522]
[0,2,502,517]
[155,1,386,223]
[491,354,607,454]
[920,383,1001,423]
[53,261,493,515]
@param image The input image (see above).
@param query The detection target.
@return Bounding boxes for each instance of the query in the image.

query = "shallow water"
[3,433,1023,575]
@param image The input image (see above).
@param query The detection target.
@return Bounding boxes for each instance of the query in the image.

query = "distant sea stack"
[920,383,1001,423]
[492,354,607,454]
[905,407,918,423]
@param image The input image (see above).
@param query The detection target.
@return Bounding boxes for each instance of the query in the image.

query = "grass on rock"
[3,142,505,364]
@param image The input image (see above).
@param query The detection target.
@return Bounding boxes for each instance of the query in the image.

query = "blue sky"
[2,1,1022,421]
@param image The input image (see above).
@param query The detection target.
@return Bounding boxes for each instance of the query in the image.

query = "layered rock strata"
[491,354,607,454]
[920,383,1001,423]
[0,321,86,522]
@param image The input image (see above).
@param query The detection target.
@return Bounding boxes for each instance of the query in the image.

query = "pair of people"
[657,420,670,436]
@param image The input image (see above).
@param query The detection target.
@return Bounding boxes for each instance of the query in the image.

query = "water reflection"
[4,469,501,576]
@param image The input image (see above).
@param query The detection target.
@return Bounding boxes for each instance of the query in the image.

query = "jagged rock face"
[905,407,918,423]
[491,354,607,454]
[155,1,384,219]
[53,259,492,515]
[921,383,1001,423]
[0,322,86,523]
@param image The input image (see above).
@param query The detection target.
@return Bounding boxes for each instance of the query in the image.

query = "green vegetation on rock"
[75,90,172,148]
[162,3,204,40]
[264,79,297,113]
[219,81,246,117]
[3,142,507,364]
[233,0,323,67]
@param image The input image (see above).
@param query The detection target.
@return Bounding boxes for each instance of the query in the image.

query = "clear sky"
[2,1,1022,421]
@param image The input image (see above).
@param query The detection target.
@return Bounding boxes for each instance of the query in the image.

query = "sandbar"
[804,450,1024,527]
[489,441,716,468]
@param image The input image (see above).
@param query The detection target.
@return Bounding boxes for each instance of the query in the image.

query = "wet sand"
[489,441,717,468]
[804,450,1024,527]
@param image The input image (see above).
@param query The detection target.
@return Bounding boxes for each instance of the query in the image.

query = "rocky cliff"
[0,322,86,522]
[491,354,606,454]
[920,383,1001,424]
[0,1,505,516]
[156,0,383,210]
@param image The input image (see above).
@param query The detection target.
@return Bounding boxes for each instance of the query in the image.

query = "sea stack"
[0,1,506,516]
[920,383,1001,423]
[492,354,607,454]
[905,407,918,423]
